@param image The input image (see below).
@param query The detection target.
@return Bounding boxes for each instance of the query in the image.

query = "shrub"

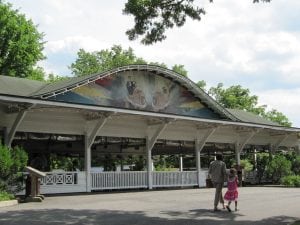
[281,175,300,187]
[240,159,253,172]
[256,153,270,184]
[0,191,15,201]
[0,143,28,194]
[266,154,292,183]
[291,156,300,175]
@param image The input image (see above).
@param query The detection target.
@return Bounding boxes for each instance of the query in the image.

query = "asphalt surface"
[0,187,299,225]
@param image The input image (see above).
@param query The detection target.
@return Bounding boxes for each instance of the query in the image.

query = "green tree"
[208,83,265,113]
[27,66,46,81]
[196,80,207,91]
[70,45,146,76]
[0,1,45,78]
[70,45,188,78]
[207,83,291,126]
[123,0,271,44]
[172,64,188,77]
[0,143,28,194]
[264,109,292,127]
[47,73,68,83]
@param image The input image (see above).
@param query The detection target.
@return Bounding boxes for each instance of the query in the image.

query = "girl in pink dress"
[224,168,239,212]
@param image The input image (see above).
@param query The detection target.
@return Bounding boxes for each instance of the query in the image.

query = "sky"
[6,0,300,127]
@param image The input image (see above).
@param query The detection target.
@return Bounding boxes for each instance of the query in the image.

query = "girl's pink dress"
[224,176,238,201]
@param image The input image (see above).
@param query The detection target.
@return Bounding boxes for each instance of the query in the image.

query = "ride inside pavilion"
[0,65,299,194]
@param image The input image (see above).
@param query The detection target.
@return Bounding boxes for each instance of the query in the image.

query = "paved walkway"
[0,187,299,225]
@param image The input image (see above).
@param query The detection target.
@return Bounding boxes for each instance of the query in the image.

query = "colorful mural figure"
[50,71,220,119]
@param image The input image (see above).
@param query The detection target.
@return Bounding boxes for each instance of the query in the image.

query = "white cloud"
[256,89,300,127]
[45,36,108,53]
[6,0,300,126]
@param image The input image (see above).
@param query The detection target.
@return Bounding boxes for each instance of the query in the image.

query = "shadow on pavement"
[0,208,298,225]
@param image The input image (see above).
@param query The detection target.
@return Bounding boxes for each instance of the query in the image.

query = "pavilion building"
[0,65,299,194]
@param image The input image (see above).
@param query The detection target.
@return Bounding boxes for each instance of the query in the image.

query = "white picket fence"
[35,170,207,194]
[152,171,199,187]
[91,171,148,190]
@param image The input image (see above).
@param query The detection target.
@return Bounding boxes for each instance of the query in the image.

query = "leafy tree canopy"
[124,0,271,44]
[172,64,188,77]
[0,1,45,78]
[70,45,189,77]
[70,45,146,76]
[197,82,291,126]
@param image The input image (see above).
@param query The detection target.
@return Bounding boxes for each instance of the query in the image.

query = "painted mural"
[50,71,220,119]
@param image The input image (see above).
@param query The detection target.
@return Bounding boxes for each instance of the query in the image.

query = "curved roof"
[0,65,283,126]
[29,65,238,121]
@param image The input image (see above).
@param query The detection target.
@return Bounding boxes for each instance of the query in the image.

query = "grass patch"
[0,191,15,201]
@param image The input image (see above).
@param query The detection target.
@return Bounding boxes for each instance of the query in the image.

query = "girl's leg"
[235,201,238,211]
[226,201,232,212]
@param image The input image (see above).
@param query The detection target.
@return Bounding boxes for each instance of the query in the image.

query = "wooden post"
[25,166,46,202]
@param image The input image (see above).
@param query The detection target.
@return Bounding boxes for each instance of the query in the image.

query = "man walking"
[208,153,227,211]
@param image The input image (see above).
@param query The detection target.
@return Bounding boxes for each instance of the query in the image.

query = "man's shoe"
[214,208,221,212]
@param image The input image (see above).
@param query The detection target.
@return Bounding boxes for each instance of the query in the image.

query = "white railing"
[40,171,86,194]
[153,171,198,187]
[91,171,148,190]
[91,171,203,190]
[22,170,206,194]
[40,172,78,185]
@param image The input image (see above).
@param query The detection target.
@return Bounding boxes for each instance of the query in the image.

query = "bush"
[240,159,253,172]
[0,143,28,194]
[0,191,15,201]
[291,156,300,175]
[266,154,292,184]
[281,175,300,187]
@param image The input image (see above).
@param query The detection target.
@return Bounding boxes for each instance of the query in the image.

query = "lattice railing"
[40,172,78,185]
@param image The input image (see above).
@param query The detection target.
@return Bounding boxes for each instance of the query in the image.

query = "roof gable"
[48,69,225,119]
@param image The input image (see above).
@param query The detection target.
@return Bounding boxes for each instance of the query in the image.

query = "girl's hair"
[229,168,237,177]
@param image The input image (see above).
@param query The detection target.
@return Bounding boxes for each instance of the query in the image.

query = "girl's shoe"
[226,205,232,212]
[235,208,238,211]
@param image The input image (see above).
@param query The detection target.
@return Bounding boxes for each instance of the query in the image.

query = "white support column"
[84,133,91,192]
[235,141,241,165]
[179,156,183,172]
[146,120,170,189]
[86,117,108,149]
[5,104,35,147]
[195,139,201,187]
[195,127,218,188]
[269,143,275,159]
[84,115,109,192]
[148,122,169,151]
[254,148,257,171]
[237,130,259,154]
[234,129,260,166]
[146,137,152,189]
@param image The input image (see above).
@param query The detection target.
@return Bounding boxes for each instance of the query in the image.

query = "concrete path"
[0,187,299,225]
